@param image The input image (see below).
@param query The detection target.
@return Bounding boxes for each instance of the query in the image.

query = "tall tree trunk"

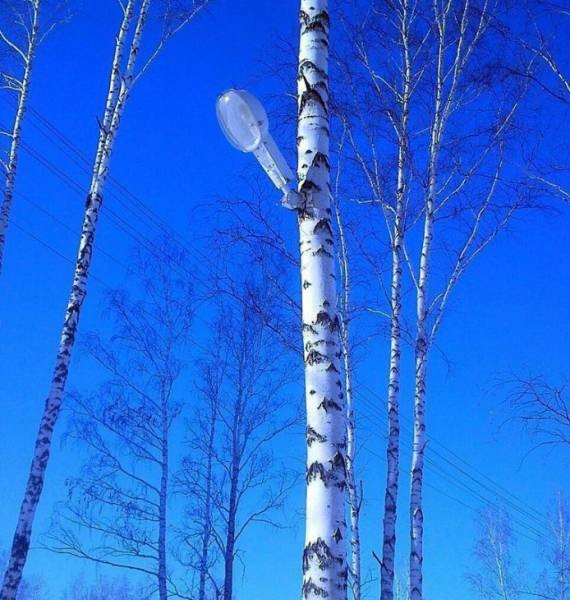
[223,451,239,600]
[344,340,360,600]
[334,202,360,600]
[409,131,437,600]
[381,170,404,600]
[158,389,169,600]
[0,4,148,597]
[381,4,411,596]
[408,7,445,594]
[297,2,347,599]
[198,402,217,600]
[0,0,41,275]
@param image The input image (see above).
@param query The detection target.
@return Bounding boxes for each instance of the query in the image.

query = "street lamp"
[216,89,301,209]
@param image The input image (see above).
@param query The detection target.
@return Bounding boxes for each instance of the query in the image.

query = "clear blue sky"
[0,1,569,598]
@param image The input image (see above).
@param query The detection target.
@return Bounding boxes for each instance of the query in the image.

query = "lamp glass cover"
[216,89,269,153]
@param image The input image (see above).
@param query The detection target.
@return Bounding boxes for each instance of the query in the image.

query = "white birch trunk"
[0,4,149,597]
[298,2,347,599]
[381,5,411,596]
[334,202,360,600]
[408,87,439,600]
[407,8,449,594]
[381,157,404,600]
[0,1,41,275]
[92,0,135,180]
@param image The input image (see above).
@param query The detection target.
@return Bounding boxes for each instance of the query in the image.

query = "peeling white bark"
[0,3,150,597]
[297,2,347,599]
[0,0,41,275]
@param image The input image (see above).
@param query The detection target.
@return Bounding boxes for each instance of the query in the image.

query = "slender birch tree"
[333,127,361,600]
[43,240,194,600]
[297,1,348,599]
[336,3,426,594]
[176,321,224,600]
[338,1,534,596]
[468,508,523,600]
[178,290,296,600]
[0,0,42,275]
[407,3,531,595]
[1,3,209,596]
[0,551,43,600]
[541,493,570,600]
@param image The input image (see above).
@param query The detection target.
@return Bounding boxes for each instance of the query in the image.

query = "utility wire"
[355,392,548,545]
[356,381,548,528]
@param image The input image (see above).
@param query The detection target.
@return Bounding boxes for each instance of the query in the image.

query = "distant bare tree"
[175,319,225,600]
[518,1,570,204]
[507,377,570,451]
[468,508,524,600]
[42,240,194,600]
[213,182,300,356]
[59,573,151,600]
[178,287,298,600]
[539,493,570,600]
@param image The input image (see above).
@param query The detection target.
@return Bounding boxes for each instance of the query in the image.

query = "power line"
[12,135,215,300]
[353,391,549,544]
[9,218,214,360]
[363,444,546,547]
[356,380,548,528]
[4,97,225,281]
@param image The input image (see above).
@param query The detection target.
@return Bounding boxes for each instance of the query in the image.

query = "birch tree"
[540,493,570,600]
[1,2,209,596]
[336,3,427,594]
[176,321,224,600]
[297,2,348,599]
[178,290,296,600]
[407,3,533,595]
[43,239,194,600]
[0,551,43,600]
[333,129,361,600]
[339,1,534,596]
[0,0,44,274]
[468,508,524,600]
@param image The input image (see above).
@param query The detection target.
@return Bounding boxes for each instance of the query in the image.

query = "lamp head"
[216,89,269,153]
